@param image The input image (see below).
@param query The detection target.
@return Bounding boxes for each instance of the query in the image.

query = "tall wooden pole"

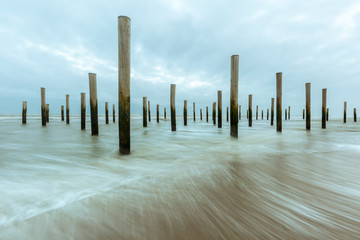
[164,108,166,119]
[306,83,311,130]
[230,54,239,137]
[326,108,329,121]
[41,87,46,126]
[247,110,248,119]
[200,108,202,120]
[218,91,222,128]
[193,102,195,121]
[226,107,229,122]
[46,104,49,122]
[262,110,264,120]
[66,94,70,124]
[105,102,109,124]
[322,88,327,129]
[113,104,116,123]
[212,102,216,125]
[118,16,131,154]
[248,94,252,127]
[184,100,187,126]
[22,101,27,124]
[143,97,147,127]
[148,101,151,122]
[271,98,274,126]
[354,108,357,122]
[239,105,241,120]
[285,109,287,120]
[276,73,282,132]
[81,93,86,130]
[89,73,99,136]
[303,109,305,120]
[157,104,159,123]
[170,84,176,131]
[256,105,258,120]
[206,106,209,122]
[61,105,64,122]
[267,109,269,120]
[288,106,290,120]
[344,102,347,123]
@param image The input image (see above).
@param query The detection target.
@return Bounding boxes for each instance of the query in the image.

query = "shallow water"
[1,115,360,239]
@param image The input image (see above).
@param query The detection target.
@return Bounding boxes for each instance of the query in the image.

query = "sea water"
[1,115,360,239]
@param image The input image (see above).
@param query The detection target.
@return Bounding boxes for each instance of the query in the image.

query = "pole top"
[118,16,131,21]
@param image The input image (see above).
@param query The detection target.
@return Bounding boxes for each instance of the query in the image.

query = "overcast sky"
[1,0,359,117]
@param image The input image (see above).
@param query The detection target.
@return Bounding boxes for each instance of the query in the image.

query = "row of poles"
[19,16,358,155]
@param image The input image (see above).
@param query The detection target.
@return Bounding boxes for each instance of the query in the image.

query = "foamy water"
[1,115,360,239]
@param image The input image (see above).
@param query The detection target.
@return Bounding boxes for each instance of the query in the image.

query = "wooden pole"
[344,101,347,123]
[322,88,327,129]
[276,73,282,132]
[212,102,216,125]
[326,108,329,121]
[46,104,49,122]
[267,109,269,120]
[306,83,311,130]
[118,16,131,154]
[143,97,147,127]
[262,110,264,120]
[285,109,287,120]
[171,84,176,131]
[271,98,274,126]
[81,93,86,130]
[22,101,27,124]
[303,109,305,120]
[226,107,229,122]
[230,54,238,137]
[113,104,116,123]
[193,102,195,121]
[256,105,258,120]
[164,107,166,119]
[218,91,222,128]
[41,87,46,126]
[184,100,187,126]
[354,108,357,122]
[247,110,248,119]
[89,73,99,136]
[66,94,70,124]
[105,102,109,124]
[200,108,202,120]
[157,104,159,123]
[239,105,241,120]
[288,106,290,120]
[206,106,209,122]
[148,101,151,122]
[61,105,64,122]
[248,94,252,127]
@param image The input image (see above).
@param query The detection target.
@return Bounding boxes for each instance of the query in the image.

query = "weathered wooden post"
[184,100,187,126]
[118,16,131,154]
[271,98,274,126]
[22,101,27,124]
[164,108,166,119]
[143,97,147,127]
[303,109,305,120]
[248,94,252,127]
[276,73,282,132]
[256,105,258,120]
[247,110,248,119]
[193,102,196,121]
[306,83,311,130]
[89,73,99,136]
[261,110,264,120]
[354,108,357,122]
[267,109,269,120]
[230,55,239,136]
[66,94,70,124]
[218,91,222,128]
[61,105,64,121]
[344,102,347,123]
[288,106,290,120]
[212,102,216,125]
[226,107,229,122]
[170,84,176,131]
[81,93,86,130]
[326,108,329,121]
[322,88,327,129]
[239,105,241,120]
[200,108,202,120]
[41,87,46,126]
[46,104,49,122]
[285,109,287,120]
[148,101,151,122]
[206,106,209,122]
[113,104,116,123]
[105,102,109,124]
[156,104,159,123]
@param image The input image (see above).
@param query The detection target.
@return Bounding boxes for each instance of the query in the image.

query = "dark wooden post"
[148,101,151,122]
[206,106,209,122]
[271,98,274,126]
[171,84,176,131]
[81,93,86,130]
[303,109,305,120]
[41,87,46,126]
[230,55,239,137]
[354,108,357,122]
[239,105,241,120]
[61,105,64,121]
[276,73,282,132]
[247,110,248,119]
[118,16,131,154]
[344,102,347,123]
[226,107,229,122]
[285,109,287,120]
[212,102,216,125]
[288,106,290,120]
[66,94,70,124]
[22,101,27,124]
[322,88,327,129]
[105,102,109,124]
[113,104,115,123]
[306,83,311,130]
[262,110,264,120]
[248,94,252,127]
[326,108,329,121]
[164,108,166,119]
[267,109,269,120]
[193,102,196,121]
[89,73,99,136]
[200,108,202,120]
[157,104,159,123]
[218,91,222,128]
[46,104,49,122]
[256,105,258,120]
[143,97,147,127]
[184,100,187,126]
